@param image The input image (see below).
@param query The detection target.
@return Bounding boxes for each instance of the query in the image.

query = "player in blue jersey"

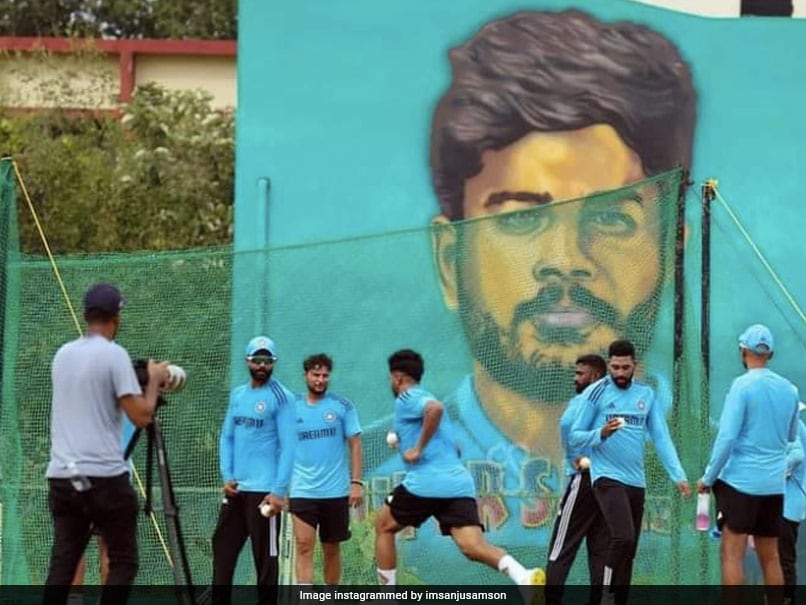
[570,339,690,605]
[697,324,799,590]
[780,409,806,605]
[290,353,363,585]
[545,353,608,605]
[212,336,297,605]
[374,349,543,587]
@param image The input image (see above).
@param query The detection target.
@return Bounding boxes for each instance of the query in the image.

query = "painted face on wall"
[434,124,664,399]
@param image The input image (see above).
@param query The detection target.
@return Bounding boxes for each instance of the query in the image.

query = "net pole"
[700,179,716,584]
[700,181,713,395]
[257,177,271,333]
[670,168,690,585]
[0,159,11,414]
[257,176,296,584]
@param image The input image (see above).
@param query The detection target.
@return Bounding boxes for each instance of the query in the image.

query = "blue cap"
[738,324,774,355]
[84,283,125,314]
[245,335,277,358]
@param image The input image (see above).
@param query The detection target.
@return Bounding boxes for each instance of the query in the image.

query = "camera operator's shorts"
[289,497,351,543]
[384,484,484,536]
[713,479,783,537]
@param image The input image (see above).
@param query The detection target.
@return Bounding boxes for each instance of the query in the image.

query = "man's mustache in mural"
[458,279,659,400]
[516,282,623,343]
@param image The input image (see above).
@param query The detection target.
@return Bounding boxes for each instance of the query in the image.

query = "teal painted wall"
[234,0,804,394]
[232,0,806,585]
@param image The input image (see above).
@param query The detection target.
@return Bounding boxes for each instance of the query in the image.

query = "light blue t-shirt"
[784,420,806,523]
[701,368,799,495]
[47,334,142,479]
[291,393,362,499]
[570,376,686,488]
[395,385,475,498]
[219,378,297,495]
[369,375,683,585]
[560,394,589,477]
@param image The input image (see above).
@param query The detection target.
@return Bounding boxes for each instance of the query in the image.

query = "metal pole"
[671,168,690,584]
[699,179,716,583]
[701,180,716,406]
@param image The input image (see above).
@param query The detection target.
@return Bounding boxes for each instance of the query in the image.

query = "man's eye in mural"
[494,207,551,235]
[582,207,638,237]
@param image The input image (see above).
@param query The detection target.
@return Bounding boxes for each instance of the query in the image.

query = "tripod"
[125,413,197,605]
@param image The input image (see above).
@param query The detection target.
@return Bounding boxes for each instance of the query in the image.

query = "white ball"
[386,431,399,449]
[578,456,591,470]
[259,503,274,518]
[615,417,626,429]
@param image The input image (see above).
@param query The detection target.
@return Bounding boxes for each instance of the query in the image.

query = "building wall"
[135,55,236,108]
[0,38,236,110]
[634,0,806,16]
[0,51,119,108]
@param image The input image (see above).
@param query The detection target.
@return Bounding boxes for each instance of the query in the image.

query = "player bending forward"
[375,349,544,586]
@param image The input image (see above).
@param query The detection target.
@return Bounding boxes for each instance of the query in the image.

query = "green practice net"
[1,161,721,586]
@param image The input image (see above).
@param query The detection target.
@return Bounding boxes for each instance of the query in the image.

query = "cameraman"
[44,283,168,605]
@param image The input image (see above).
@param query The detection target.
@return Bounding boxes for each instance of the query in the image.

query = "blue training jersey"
[702,368,799,495]
[784,420,806,522]
[570,376,686,488]
[395,385,475,498]
[219,378,297,494]
[369,374,685,585]
[291,393,362,499]
[560,394,588,477]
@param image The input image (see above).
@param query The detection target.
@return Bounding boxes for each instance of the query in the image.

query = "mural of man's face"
[434,124,664,400]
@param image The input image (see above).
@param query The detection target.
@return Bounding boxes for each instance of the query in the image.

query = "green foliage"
[0,51,234,253]
[0,0,237,39]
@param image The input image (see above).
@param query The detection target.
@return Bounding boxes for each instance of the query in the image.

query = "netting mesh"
[0,162,722,585]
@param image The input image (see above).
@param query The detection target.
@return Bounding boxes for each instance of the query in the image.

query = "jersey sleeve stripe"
[268,382,289,405]
[588,380,608,404]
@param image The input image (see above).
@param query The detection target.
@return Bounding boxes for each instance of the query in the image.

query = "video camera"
[132,359,187,407]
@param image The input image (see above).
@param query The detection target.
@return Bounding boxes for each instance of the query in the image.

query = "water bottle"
[696,492,710,531]
[67,461,92,492]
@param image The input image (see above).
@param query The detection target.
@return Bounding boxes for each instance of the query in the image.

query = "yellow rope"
[711,183,805,326]
[11,160,82,336]
[11,158,175,569]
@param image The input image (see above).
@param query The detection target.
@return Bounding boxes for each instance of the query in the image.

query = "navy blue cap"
[84,283,125,314]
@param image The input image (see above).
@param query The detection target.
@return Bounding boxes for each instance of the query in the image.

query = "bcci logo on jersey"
[254,401,266,414]
[323,410,336,423]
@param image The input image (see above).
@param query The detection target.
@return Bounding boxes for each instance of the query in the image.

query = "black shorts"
[713,479,783,537]
[384,484,483,536]
[289,497,350,543]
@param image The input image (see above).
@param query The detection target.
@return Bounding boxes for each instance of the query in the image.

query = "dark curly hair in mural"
[430,9,697,220]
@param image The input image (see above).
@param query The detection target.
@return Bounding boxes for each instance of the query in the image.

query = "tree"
[0,52,234,253]
[0,0,237,39]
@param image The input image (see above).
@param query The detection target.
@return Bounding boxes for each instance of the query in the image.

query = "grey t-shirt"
[46,334,142,478]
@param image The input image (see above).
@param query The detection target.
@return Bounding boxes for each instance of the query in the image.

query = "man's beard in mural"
[456,270,660,402]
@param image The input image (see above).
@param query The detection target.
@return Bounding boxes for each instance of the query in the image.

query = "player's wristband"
[351,480,364,487]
